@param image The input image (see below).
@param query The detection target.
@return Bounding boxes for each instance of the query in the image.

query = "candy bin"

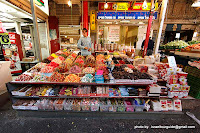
[108,99,118,112]
[90,99,99,111]
[36,99,49,110]
[117,99,125,112]
[132,99,145,112]
[63,99,73,111]
[124,100,134,112]
[81,99,91,111]
[100,100,109,112]
[72,99,81,111]
[45,100,55,110]
[54,99,64,110]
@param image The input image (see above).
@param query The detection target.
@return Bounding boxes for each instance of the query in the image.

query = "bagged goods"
[74,57,85,68]
[83,67,95,74]
[40,66,54,73]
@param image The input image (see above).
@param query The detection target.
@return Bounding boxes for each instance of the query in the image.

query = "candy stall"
[6,49,192,117]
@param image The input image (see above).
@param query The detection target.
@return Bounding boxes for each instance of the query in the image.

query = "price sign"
[167,56,177,68]
[0,33,11,45]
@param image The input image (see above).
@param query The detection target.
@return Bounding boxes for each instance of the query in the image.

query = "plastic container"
[124,101,134,112]
[36,99,49,110]
[45,100,54,110]
[108,100,118,112]
[63,99,73,111]
[100,100,109,112]
[134,105,145,112]
[72,100,81,111]
[90,99,99,111]
[81,99,90,111]
[54,99,64,110]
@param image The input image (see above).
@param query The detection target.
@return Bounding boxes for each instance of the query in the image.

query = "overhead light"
[192,1,200,7]
[65,36,67,38]
[104,2,108,9]
[68,0,72,7]
[120,20,130,23]
[142,0,148,9]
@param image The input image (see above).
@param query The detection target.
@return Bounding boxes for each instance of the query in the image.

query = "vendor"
[77,28,92,56]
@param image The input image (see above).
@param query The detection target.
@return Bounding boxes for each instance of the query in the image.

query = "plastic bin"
[45,100,54,110]
[72,100,81,111]
[124,101,134,112]
[91,104,99,111]
[63,99,73,111]
[108,100,118,112]
[100,105,109,112]
[54,99,64,110]
[36,99,48,110]
[134,105,145,112]
[81,99,91,111]
[117,105,126,112]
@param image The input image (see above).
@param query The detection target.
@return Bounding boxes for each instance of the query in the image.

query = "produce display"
[164,40,189,49]
[184,43,200,50]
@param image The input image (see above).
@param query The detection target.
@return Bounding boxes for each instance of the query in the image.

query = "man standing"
[77,28,92,56]
[141,37,155,56]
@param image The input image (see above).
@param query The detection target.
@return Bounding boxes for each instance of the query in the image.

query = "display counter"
[6,50,192,117]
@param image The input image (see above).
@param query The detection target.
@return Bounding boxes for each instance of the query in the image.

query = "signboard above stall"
[97,12,158,20]
[98,2,158,11]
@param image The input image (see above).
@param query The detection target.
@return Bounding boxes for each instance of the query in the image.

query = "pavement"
[0,100,200,133]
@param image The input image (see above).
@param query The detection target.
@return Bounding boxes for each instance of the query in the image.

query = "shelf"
[12,95,170,99]
[9,81,153,86]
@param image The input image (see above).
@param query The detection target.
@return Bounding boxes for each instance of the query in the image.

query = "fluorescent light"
[68,0,72,7]
[192,1,200,7]
[104,2,108,9]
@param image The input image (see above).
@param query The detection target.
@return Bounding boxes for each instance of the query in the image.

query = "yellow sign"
[90,10,96,31]
[142,3,158,11]
[0,33,11,45]
[117,3,129,10]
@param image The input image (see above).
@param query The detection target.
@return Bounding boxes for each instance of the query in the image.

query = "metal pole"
[30,0,42,61]
[142,0,155,57]
[154,0,168,54]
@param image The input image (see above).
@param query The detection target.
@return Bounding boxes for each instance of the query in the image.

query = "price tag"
[167,56,177,68]
[0,33,11,45]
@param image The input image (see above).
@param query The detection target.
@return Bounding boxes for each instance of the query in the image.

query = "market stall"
[6,49,192,117]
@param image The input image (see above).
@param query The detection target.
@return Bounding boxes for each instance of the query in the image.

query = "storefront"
[0,0,50,72]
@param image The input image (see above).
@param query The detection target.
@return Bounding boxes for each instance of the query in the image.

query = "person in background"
[77,28,92,56]
[141,37,155,56]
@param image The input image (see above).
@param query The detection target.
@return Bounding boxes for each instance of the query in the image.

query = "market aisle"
[0,101,199,133]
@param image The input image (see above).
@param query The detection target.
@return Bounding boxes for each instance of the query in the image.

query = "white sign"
[167,56,177,68]
[108,26,120,42]
[31,0,49,16]
[70,38,73,43]
[175,33,180,39]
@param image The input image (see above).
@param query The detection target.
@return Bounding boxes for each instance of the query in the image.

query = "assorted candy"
[64,74,80,82]
[69,65,82,74]
[82,67,95,74]
[15,74,33,81]
[50,72,65,82]
[40,66,54,73]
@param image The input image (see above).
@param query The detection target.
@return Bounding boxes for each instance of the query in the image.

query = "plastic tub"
[134,105,145,112]
[54,99,64,110]
[63,99,73,111]
[100,105,109,112]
